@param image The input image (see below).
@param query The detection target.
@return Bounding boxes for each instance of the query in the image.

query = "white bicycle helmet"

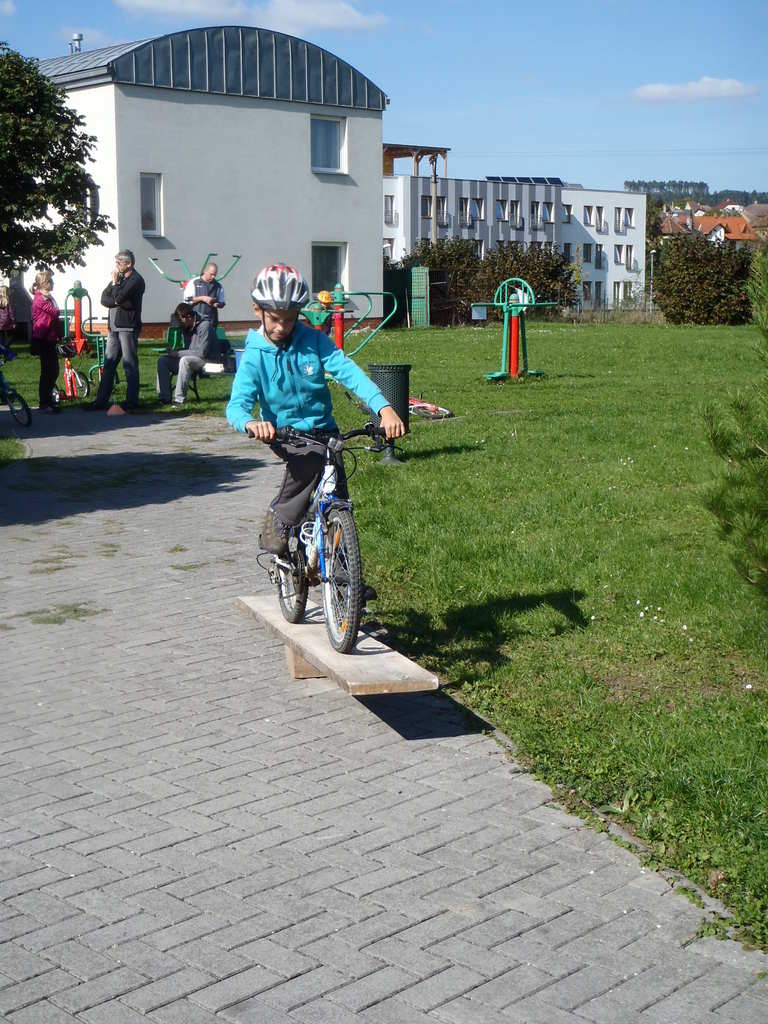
[251,264,310,310]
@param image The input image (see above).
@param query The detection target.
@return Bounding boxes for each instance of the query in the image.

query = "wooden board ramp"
[237,595,440,696]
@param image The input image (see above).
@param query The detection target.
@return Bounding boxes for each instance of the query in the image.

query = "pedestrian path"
[2,410,767,1023]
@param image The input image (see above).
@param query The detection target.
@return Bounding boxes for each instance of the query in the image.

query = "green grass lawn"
[3,323,768,947]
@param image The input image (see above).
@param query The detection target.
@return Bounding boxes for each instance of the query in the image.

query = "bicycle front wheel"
[7,388,31,426]
[276,539,308,624]
[74,370,90,399]
[322,507,363,654]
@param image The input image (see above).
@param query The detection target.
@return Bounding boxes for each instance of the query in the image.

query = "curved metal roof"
[38,26,387,112]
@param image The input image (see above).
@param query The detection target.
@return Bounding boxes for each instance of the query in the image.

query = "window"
[623,281,633,302]
[595,243,603,268]
[625,244,634,269]
[594,281,602,307]
[583,281,592,304]
[563,203,572,223]
[625,207,635,228]
[311,116,343,172]
[584,205,594,226]
[496,198,508,221]
[531,200,540,224]
[613,281,621,306]
[596,206,604,230]
[384,194,394,225]
[420,195,432,219]
[383,239,393,260]
[583,243,592,263]
[437,196,447,225]
[614,207,623,231]
[140,173,162,236]
[542,201,553,223]
[472,239,485,259]
[470,197,484,220]
[510,199,520,225]
[563,242,572,261]
[459,197,470,226]
[614,244,624,264]
[311,243,344,293]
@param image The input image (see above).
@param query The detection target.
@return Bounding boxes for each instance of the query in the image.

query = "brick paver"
[2,409,767,1021]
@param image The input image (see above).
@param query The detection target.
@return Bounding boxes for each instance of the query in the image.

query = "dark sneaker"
[259,510,288,555]
[84,400,109,411]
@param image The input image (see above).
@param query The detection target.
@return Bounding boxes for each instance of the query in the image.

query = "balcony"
[596,220,609,234]
[384,211,398,227]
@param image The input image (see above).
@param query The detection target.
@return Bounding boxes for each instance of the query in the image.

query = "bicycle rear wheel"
[73,369,90,399]
[276,538,309,624]
[7,387,31,426]
[322,507,363,654]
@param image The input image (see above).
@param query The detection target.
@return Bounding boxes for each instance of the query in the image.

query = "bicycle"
[0,347,32,426]
[252,421,386,654]
[54,341,91,403]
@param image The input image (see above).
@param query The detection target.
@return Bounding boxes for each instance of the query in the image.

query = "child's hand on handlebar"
[245,419,275,442]
[379,405,406,440]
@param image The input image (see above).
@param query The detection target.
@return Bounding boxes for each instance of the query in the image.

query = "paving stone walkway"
[2,409,768,1024]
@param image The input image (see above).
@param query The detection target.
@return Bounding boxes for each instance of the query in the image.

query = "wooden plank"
[237,594,440,696]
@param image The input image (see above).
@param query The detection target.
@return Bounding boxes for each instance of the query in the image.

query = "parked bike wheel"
[7,387,31,426]
[276,538,309,624]
[73,369,90,399]
[322,507,363,654]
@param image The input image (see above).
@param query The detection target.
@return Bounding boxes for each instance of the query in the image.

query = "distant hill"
[624,180,768,206]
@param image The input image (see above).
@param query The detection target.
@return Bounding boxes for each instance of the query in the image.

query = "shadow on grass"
[392,443,481,462]
[381,590,588,684]
[0,450,266,526]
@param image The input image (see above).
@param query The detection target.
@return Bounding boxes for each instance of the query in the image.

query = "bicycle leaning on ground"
[0,346,32,426]
[252,420,387,654]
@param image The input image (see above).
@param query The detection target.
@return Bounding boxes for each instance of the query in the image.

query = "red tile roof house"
[693,215,758,247]
[743,204,768,240]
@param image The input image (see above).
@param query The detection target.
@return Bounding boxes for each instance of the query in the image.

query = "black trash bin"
[367,363,410,464]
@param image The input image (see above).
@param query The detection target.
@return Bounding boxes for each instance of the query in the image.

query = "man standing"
[184,262,225,359]
[89,250,146,411]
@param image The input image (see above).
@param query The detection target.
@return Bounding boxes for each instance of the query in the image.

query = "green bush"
[705,243,768,596]
[655,234,752,324]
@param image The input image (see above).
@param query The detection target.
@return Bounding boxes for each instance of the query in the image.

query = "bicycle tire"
[276,539,309,624]
[7,388,31,427]
[73,369,90,399]
[322,507,363,654]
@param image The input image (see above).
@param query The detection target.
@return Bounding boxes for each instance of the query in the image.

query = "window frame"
[470,197,485,221]
[310,115,346,174]
[563,203,572,223]
[563,242,572,261]
[459,197,470,226]
[311,242,346,294]
[496,198,508,222]
[584,205,594,226]
[420,194,432,219]
[140,172,163,237]
[384,194,394,225]
[583,242,592,263]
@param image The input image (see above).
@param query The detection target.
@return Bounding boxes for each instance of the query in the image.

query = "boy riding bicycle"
[226,264,405,555]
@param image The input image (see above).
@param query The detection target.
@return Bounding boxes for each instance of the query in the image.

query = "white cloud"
[115,0,387,32]
[0,1,17,15]
[632,76,758,102]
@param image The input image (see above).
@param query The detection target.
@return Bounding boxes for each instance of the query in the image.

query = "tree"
[0,42,112,276]
[705,243,768,597]
[654,235,752,324]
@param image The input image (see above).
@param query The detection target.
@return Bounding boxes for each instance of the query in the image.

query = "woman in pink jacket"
[30,270,60,413]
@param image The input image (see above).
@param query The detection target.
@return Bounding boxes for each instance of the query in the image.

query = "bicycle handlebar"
[244,422,387,447]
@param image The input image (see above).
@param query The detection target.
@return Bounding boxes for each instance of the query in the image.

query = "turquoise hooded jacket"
[226,320,388,434]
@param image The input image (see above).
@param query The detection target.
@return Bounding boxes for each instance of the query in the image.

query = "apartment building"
[383,151,646,309]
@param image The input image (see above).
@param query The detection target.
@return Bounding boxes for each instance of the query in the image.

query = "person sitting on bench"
[156,302,213,405]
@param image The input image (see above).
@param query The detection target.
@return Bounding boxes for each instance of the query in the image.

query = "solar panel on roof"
[546,177,564,186]
[532,177,547,184]
[486,176,502,182]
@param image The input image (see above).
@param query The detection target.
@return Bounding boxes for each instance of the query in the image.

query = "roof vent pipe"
[69,33,83,55]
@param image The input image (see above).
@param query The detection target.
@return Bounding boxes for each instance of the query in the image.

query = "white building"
[35,27,388,326]
[560,187,646,310]
[383,150,646,309]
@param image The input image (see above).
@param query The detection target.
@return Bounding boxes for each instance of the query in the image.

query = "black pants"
[270,439,348,526]
[38,346,59,408]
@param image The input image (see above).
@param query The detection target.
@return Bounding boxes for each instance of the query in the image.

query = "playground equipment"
[147,252,241,289]
[60,282,110,387]
[301,282,399,357]
[471,277,555,380]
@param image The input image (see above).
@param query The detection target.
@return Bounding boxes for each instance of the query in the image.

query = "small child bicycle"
[0,346,31,426]
[252,420,386,654]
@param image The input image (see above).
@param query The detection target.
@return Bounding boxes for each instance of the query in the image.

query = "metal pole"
[430,154,438,245]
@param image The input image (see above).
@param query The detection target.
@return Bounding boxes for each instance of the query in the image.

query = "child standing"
[226,264,405,554]
[0,285,16,351]
[30,271,60,413]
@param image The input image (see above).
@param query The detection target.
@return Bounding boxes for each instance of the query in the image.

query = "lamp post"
[649,249,657,316]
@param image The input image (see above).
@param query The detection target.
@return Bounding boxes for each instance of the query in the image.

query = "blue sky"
[3,0,767,193]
